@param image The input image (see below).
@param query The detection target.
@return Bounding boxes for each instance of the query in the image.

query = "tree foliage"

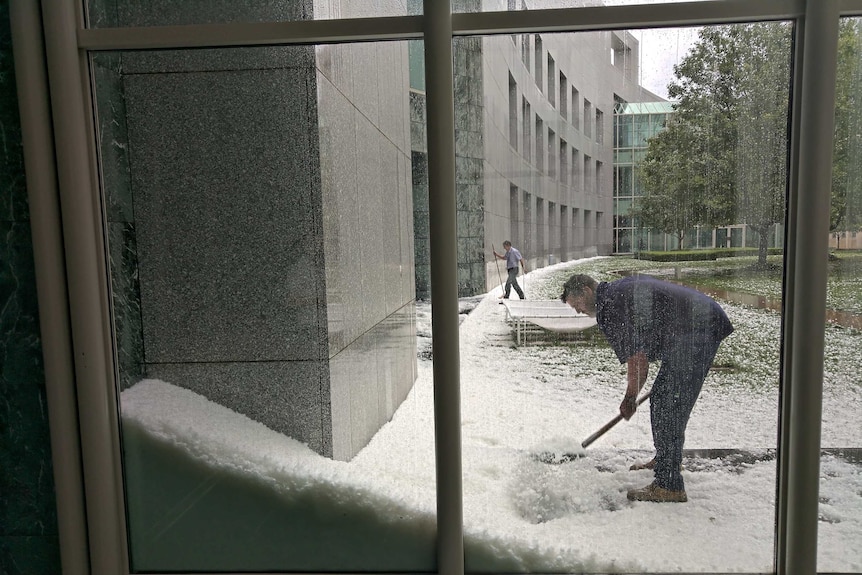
[638,118,708,249]
[636,23,792,265]
[638,21,862,259]
[831,19,862,242]
[733,23,792,264]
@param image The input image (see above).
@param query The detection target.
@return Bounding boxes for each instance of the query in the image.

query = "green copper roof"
[614,101,676,115]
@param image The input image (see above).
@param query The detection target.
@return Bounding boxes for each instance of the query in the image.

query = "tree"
[637,118,711,249]
[733,23,792,267]
[641,23,792,266]
[668,26,740,231]
[831,19,862,245]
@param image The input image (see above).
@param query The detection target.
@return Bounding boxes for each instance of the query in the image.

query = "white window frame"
[10,0,862,573]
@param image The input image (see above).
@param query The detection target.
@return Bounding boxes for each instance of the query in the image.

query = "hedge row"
[635,247,783,262]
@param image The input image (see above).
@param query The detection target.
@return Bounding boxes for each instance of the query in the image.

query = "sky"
[601,0,702,99]
[120,256,862,573]
[524,0,703,100]
[633,27,699,99]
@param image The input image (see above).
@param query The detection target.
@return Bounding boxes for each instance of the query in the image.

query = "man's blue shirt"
[505,247,522,270]
[595,275,734,364]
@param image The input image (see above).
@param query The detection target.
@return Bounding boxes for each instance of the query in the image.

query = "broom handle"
[492,244,505,290]
[581,389,653,449]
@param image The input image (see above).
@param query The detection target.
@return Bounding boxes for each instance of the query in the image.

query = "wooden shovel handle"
[581,389,653,449]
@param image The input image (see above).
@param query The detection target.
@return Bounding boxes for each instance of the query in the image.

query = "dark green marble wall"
[410,33,486,300]
[0,3,63,574]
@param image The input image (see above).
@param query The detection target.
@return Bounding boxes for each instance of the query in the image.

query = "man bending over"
[561,273,734,502]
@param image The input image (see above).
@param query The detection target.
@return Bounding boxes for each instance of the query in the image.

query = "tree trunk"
[757,224,771,268]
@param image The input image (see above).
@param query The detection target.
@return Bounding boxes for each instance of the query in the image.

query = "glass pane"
[457,21,792,572]
[453,0,711,13]
[819,16,862,574]
[88,0,418,27]
[94,41,431,572]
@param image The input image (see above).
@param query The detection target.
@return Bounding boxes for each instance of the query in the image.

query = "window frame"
[11,0,862,573]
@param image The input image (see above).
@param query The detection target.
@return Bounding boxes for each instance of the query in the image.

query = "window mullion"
[41,0,127,573]
[423,2,464,575]
[778,1,840,573]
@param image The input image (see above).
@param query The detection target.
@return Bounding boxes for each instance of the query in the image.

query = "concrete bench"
[501,299,598,345]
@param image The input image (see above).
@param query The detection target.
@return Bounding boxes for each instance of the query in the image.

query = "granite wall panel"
[410,91,428,154]
[317,71,356,356]
[399,152,417,305]
[355,114,387,331]
[124,67,327,364]
[329,301,416,461]
[93,53,145,391]
[454,40,486,298]
[146,361,330,454]
[381,142,405,316]
[411,149,430,299]
[89,0,313,27]
[352,42,381,127]
[122,45,316,76]
[89,11,415,477]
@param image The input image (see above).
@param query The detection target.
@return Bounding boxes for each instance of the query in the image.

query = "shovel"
[532,389,653,464]
[581,389,653,449]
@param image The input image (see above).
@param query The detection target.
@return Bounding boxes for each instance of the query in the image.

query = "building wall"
[413,3,488,300]
[410,93,430,298]
[612,103,675,253]
[414,4,661,297]
[612,104,787,255]
[481,27,656,291]
[94,2,416,462]
[315,40,417,460]
[830,231,862,250]
[454,36,488,297]
[0,6,62,573]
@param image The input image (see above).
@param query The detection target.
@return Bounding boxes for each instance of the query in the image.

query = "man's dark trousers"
[505,267,525,299]
[650,333,722,492]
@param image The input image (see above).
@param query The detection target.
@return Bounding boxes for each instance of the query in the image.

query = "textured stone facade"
[94,3,416,461]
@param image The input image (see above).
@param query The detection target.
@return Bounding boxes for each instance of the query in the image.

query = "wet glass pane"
[458,22,792,572]
[453,0,712,13]
[94,41,430,572]
[819,16,862,574]
[87,0,417,27]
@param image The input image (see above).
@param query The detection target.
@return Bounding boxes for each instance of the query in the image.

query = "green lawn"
[532,252,862,393]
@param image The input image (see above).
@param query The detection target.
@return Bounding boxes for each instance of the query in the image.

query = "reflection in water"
[618,270,862,329]
[700,286,862,330]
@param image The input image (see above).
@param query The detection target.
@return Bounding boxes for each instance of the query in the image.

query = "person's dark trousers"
[649,333,722,492]
[505,267,525,299]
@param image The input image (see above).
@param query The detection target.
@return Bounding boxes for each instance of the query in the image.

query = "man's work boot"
[629,457,656,471]
[626,482,688,503]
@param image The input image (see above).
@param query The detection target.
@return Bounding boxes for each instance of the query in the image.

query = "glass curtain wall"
[613,101,673,253]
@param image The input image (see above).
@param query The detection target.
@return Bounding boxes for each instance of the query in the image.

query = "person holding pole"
[492,241,526,300]
[560,273,733,503]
